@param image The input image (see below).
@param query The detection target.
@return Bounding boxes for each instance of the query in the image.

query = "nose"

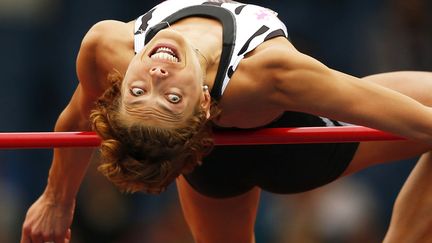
[149,67,168,78]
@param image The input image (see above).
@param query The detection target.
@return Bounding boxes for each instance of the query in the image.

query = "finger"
[20,231,31,243]
[30,232,44,243]
[20,225,32,243]
[54,229,70,243]
[62,229,71,243]
[66,229,71,239]
[42,233,57,243]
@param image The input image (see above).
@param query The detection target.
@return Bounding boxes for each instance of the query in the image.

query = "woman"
[21,0,432,242]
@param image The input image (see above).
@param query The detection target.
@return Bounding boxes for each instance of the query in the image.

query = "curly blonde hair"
[90,72,217,194]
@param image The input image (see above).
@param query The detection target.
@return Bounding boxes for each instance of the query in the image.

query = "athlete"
[21,1,432,242]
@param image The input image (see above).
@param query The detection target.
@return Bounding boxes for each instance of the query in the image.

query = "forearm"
[44,147,94,203]
[328,71,432,142]
[44,92,96,203]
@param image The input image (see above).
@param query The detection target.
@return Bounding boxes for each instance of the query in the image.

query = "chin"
[153,29,186,45]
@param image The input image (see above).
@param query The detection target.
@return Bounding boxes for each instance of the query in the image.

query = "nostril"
[150,67,167,75]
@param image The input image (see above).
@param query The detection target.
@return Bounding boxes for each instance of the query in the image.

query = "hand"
[21,193,75,243]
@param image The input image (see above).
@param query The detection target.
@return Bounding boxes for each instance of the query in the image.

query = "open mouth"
[149,45,180,63]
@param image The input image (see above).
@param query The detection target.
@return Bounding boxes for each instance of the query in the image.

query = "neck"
[187,46,208,85]
[169,17,222,85]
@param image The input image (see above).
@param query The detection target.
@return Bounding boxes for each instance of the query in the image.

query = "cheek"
[188,54,204,78]
[186,76,202,93]
[180,69,202,85]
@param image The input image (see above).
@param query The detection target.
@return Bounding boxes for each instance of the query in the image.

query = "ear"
[200,87,212,119]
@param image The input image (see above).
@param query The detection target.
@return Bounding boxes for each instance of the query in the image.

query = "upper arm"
[265,46,432,142]
[267,48,392,124]
[267,48,358,117]
[56,20,132,132]
[55,23,103,132]
[76,20,129,97]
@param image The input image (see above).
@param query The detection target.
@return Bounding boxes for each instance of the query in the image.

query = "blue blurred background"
[0,0,431,242]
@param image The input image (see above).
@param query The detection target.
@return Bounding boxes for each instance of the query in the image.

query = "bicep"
[270,51,353,115]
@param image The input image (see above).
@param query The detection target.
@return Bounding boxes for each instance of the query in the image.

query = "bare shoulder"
[56,20,135,131]
[248,37,325,73]
[84,20,134,53]
[237,37,303,87]
[77,20,135,97]
[216,37,302,127]
[232,37,306,94]
[242,36,332,92]
[220,36,332,120]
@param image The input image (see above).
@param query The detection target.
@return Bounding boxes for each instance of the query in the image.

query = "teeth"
[157,47,175,55]
[151,47,179,62]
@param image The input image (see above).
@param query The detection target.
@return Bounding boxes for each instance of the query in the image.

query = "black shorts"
[184,111,359,198]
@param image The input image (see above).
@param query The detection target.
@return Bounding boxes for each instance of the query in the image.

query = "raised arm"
[265,42,432,143]
[20,21,129,243]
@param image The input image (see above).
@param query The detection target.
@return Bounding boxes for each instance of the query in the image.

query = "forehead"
[119,104,202,132]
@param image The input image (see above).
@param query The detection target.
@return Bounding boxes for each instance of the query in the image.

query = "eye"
[131,87,145,96]
[167,93,182,104]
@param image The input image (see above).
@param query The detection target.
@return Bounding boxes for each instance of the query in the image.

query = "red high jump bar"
[0,126,404,149]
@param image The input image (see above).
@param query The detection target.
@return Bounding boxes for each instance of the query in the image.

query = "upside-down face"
[120,28,210,126]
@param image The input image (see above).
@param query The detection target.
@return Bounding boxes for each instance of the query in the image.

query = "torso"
[130,0,291,128]
[97,17,293,129]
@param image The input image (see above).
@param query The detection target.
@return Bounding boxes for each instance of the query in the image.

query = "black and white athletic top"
[133,0,288,100]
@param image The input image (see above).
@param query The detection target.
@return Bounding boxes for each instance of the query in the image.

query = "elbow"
[416,110,432,144]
